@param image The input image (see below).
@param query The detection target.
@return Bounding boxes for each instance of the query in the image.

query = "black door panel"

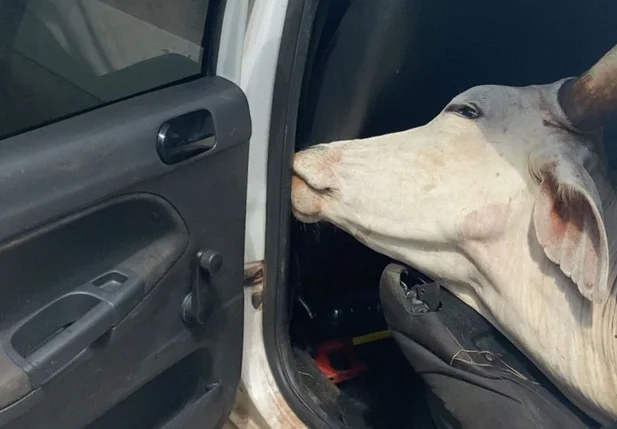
[0,76,250,429]
[0,78,248,239]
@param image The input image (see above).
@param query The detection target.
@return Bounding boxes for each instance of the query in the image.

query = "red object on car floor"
[313,339,368,384]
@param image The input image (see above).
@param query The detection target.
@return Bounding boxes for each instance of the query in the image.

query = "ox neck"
[469,171,617,415]
[458,198,617,424]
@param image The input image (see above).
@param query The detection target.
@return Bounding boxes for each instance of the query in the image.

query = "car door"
[0,1,249,428]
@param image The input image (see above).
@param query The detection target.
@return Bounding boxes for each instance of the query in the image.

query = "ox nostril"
[292,173,333,194]
[291,174,323,222]
[292,147,340,192]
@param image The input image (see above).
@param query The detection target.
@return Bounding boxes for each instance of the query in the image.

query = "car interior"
[284,1,617,428]
[2,0,617,428]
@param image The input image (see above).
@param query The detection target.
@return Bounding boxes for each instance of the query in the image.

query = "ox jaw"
[290,82,617,424]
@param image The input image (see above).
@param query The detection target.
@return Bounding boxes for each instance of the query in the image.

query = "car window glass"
[0,0,212,139]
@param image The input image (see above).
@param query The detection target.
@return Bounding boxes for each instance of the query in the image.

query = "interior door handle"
[4,270,145,388]
[157,109,216,164]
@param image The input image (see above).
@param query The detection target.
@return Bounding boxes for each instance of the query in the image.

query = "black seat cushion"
[379,263,600,429]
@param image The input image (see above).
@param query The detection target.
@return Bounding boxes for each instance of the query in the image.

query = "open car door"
[0,1,248,428]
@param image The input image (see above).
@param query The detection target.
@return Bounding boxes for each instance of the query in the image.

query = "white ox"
[291,45,617,424]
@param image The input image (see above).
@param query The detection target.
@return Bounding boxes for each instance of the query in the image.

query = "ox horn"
[558,43,617,132]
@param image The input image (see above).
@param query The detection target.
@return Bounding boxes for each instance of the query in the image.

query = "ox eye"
[446,103,482,120]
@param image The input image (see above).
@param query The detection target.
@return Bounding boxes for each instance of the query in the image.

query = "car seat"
[379,263,605,429]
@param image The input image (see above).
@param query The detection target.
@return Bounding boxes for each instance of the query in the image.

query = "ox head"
[291,44,617,304]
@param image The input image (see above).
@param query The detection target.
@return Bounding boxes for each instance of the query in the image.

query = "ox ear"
[531,149,610,302]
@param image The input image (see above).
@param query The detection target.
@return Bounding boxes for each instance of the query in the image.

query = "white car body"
[218,1,307,428]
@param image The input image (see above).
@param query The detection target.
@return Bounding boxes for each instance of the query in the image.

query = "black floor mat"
[338,340,436,429]
[293,338,435,429]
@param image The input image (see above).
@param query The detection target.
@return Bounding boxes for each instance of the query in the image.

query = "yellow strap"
[352,330,392,346]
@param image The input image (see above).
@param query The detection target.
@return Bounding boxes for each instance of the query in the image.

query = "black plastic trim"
[0,390,43,427]
[0,77,250,245]
[5,268,145,388]
[159,382,224,429]
[263,1,347,429]
[203,0,228,76]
